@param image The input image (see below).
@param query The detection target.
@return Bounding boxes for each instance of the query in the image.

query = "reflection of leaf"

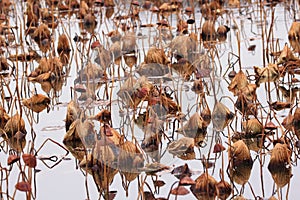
[168,137,194,158]
[212,102,234,131]
[23,94,50,113]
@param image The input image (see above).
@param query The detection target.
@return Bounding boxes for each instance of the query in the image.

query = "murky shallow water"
[0,0,299,200]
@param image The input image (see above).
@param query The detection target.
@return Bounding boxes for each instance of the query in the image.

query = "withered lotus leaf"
[4,113,26,137]
[171,163,191,178]
[190,173,217,199]
[65,100,81,131]
[270,101,291,111]
[22,94,50,113]
[215,180,232,200]
[191,79,204,94]
[137,62,169,77]
[201,105,211,127]
[293,107,300,139]
[0,106,10,129]
[143,162,170,175]
[170,35,197,61]
[229,140,252,163]
[235,92,257,116]
[201,20,216,41]
[145,47,170,65]
[118,137,144,171]
[212,102,234,132]
[121,32,136,54]
[242,118,263,136]
[268,161,292,188]
[282,113,294,132]
[100,124,121,145]
[32,23,51,53]
[22,153,37,168]
[170,186,190,195]
[168,137,195,157]
[178,113,207,138]
[15,181,31,192]
[268,143,291,171]
[288,21,300,52]
[228,70,248,95]
[277,44,298,65]
[93,43,112,70]
[57,33,71,65]
[254,63,279,85]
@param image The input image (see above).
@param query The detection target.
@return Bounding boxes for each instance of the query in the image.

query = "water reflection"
[0,0,299,200]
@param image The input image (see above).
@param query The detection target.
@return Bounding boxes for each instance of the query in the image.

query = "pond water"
[0,0,299,200]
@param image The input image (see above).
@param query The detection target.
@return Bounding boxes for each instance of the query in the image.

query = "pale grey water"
[0,1,299,200]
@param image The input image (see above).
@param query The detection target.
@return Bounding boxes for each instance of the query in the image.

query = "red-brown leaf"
[15,181,31,192]
[7,155,20,165]
[22,154,37,168]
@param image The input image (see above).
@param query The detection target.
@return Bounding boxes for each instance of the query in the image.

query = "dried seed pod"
[213,143,226,153]
[217,25,230,41]
[190,173,217,200]
[179,176,196,186]
[22,94,50,113]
